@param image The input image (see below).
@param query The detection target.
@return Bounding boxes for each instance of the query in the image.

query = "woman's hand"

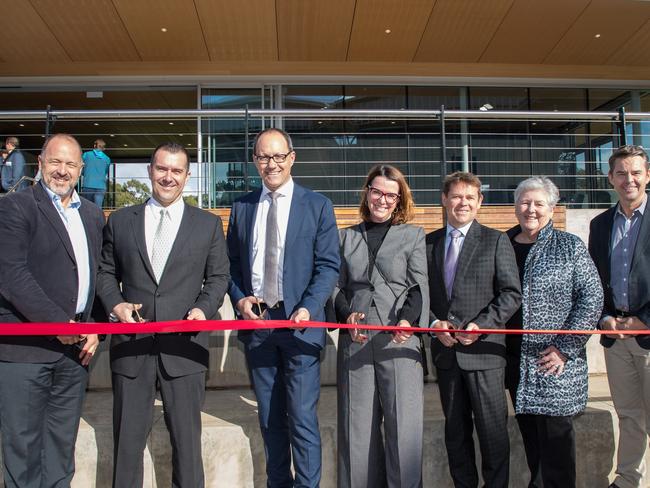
[393,319,413,344]
[537,345,567,376]
[346,312,367,343]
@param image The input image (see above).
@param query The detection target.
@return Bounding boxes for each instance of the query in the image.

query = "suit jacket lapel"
[131,203,156,281]
[600,206,616,285]
[34,184,76,263]
[284,184,304,258]
[245,189,262,256]
[631,203,650,272]
[453,221,480,291]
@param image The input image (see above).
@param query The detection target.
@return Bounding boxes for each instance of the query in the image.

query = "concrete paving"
[0,374,641,487]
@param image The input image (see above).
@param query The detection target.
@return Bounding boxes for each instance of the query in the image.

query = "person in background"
[506,176,603,488]
[1,136,28,192]
[81,138,111,208]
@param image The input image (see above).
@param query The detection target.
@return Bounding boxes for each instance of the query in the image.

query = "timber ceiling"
[0,0,649,80]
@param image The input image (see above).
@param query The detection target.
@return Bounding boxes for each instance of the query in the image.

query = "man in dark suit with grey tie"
[426,172,521,488]
[227,128,340,488]
[97,142,230,488]
[0,133,104,487]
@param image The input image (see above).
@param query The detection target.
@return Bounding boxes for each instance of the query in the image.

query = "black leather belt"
[615,309,633,317]
[259,301,284,313]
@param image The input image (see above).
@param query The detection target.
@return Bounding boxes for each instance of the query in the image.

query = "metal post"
[196,85,203,208]
[618,107,627,145]
[244,105,250,193]
[440,104,447,179]
[45,105,52,137]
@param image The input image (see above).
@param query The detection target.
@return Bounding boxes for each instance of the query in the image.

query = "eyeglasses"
[368,186,400,204]
[254,151,293,165]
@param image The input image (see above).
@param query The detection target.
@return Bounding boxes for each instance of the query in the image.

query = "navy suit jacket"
[0,183,104,363]
[227,183,340,349]
[589,203,650,349]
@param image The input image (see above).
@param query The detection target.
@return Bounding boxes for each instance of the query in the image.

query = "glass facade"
[202,85,647,208]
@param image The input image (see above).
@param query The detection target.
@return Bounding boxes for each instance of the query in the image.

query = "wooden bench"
[107,206,566,234]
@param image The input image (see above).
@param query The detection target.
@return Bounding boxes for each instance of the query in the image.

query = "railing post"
[440,104,447,180]
[45,104,53,137]
[618,107,627,145]
[244,105,250,193]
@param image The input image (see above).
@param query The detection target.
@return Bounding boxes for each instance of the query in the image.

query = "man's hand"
[78,334,100,366]
[187,308,206,321]
[456,322,480,346]
[616,316,647,332]
[56,335,84,345]
[393,319,413,344]
[537,345,567,376]
[600,316,626,339]
[112,302,144,323]
[236,296,263,320]
[289,307,310,329]
[346,312,367,343]
[434,320,458,348]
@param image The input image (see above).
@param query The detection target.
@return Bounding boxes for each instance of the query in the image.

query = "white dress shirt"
[145,197,184,265]
[43,184,90,315]
[251,178,295,301]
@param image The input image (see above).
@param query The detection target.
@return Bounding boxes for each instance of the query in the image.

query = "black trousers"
[506,356,576,488]
[437,361,510,488]
[0,353,88,488]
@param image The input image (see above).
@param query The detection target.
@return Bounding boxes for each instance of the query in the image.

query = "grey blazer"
[334,222,429,327]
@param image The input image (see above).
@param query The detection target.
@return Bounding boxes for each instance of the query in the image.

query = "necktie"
[263,192,280,307]
[151,208,173,283]
[444,229,462,299]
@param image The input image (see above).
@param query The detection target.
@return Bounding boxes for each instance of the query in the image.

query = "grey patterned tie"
[444,229,462,299]
[263,192,280,307]
[151,208,173,283]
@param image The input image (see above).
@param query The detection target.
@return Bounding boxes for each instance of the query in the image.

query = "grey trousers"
[337,308,424,488]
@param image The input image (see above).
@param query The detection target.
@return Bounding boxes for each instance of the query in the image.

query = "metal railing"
[0,107,646,209]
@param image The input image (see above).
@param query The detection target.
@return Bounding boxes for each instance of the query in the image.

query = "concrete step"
[0,375,640,487]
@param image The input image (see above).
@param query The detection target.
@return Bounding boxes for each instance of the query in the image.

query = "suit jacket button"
[449,314,455,320]
[369,285,375,292]
[156,293,161,297]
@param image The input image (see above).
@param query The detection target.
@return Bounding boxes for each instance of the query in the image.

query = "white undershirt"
[251,178,294,301]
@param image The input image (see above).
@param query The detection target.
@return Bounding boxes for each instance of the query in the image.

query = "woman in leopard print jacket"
[505,176,603,488]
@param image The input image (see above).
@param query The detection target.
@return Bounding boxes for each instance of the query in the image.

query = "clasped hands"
[434,320,480,347]
[236,296,309,329]
[600,315,646,339]
[346,312,413,344]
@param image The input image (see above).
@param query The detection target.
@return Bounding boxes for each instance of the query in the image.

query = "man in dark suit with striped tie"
[426,171,521,488]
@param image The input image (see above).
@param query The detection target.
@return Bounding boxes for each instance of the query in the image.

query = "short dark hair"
[252,128,293,155]
[442,171,482,196]
[608,145,649,172]
[150,142,190,170]
[359,164,415,224]
[40,133,82,157]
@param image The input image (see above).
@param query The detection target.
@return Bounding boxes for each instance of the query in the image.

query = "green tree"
[114,179,151,207]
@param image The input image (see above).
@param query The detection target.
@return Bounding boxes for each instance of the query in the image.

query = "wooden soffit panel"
[415,0,514,63]
[277,0,355,61]
[607,18,650,66]
[112,0,209,61]
[544,0,650,65]
[347,0,435,62]
[29,0,139,62]
[194,0,277,61]
[480,0,590,64]
[0,0,69,62]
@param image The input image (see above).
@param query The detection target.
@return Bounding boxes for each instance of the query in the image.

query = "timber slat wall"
[206,206,566,235]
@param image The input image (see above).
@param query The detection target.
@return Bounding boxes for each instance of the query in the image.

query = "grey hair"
[514,177,560,208]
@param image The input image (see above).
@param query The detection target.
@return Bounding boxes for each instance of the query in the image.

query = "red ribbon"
[0,320,648,336]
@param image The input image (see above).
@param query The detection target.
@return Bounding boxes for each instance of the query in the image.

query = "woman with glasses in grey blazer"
[333,164,429,488]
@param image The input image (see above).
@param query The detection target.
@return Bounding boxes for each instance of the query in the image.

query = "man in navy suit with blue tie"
[228,128,340,488]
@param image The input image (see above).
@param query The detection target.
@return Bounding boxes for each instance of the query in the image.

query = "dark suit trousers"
[245,306,322,488]
[506,357,576,488]
[437,360,509,488]
[0,353,88,488]
[112,354,205,488]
